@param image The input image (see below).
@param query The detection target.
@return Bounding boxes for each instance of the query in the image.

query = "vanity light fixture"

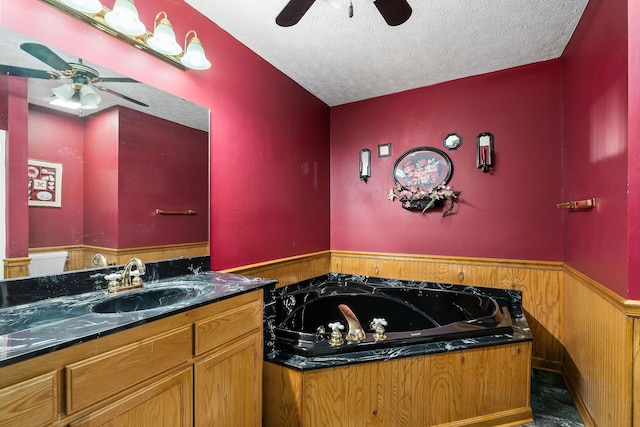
[147,11,182,56]
[359,148,371,182]
[39,0,212,71]
[60,0,102,14]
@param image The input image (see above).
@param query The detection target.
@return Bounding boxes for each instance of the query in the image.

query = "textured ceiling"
[187,0,588,106]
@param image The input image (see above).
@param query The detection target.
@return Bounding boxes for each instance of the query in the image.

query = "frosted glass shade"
[105,0,146,36]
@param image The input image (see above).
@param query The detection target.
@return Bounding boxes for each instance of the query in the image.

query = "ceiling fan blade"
[0,64,61,80]
[373,0,412,26]
[93,85,149,107]
[98,77,139,83]
[20,42,73,72]
[276,0,316,27]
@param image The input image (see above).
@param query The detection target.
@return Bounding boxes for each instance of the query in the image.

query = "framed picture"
[378,143,392,158]
[392,146,453,189]
[28,159,62,207]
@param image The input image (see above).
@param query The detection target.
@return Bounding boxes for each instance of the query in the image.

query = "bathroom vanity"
[0,258,275,427]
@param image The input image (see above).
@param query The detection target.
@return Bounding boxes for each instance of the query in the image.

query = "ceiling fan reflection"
[0,42,148,109]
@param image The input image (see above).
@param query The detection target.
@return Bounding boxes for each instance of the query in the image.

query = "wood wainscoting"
[563,265,635,427]
[222,251,332,288]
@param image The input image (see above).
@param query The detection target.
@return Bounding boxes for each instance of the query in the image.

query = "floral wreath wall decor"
[388,146,460,216]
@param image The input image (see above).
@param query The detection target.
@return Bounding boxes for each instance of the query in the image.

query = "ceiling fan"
[0,42,148,108]
[276,0,412,27]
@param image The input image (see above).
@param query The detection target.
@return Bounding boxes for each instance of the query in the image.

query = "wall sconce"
[359,148,371,182]
[476,132,494,173]
[39,0,212,71]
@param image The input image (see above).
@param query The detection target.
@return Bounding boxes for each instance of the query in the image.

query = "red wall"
[629,0,640,299]
[84,108,119,248]
[1,75,30,258]
[562,0,630,297]
[28,106,84,247]
[117,107,208,248]
[330,61,564,261]
[0,0,331,269]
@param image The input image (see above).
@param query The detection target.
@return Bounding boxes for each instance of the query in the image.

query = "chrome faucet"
[106,258,146,294]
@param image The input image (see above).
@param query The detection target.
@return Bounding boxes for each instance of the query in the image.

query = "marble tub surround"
[264,273,532,370]
[0,257,276,366]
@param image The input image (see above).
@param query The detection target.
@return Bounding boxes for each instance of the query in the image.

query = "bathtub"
[272,275,517,357]
[264,274,534,426]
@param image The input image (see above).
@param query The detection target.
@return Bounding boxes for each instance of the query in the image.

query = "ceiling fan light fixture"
[180,31,211,70]
[60,0,103,14]
[49,92,82,110]
[51,83,75,101]
[105,0,146,36]
[147,11,183,56]
[79,85,101,106]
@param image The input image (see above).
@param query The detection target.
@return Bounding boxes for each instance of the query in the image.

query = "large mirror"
[0,26,210,278]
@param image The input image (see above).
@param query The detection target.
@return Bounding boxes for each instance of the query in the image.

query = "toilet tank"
[28,250,68,276]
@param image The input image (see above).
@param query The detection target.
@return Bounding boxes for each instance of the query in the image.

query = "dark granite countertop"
[0,257,276,367]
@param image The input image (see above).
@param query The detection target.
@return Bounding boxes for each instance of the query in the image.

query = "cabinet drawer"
[195,300,262,356]
[0,370,57,427]
[66,326,192,414]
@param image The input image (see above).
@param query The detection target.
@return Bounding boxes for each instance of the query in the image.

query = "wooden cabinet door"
[0,371,57,427]
[69,368,192,427]
[194,333,262,427]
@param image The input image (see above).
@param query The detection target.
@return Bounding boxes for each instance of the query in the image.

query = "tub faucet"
[91,253,109,267]
[338,304,366,343]
[106,258,145,294]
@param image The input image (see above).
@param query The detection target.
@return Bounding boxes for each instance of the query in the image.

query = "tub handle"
[370,318,387,342]
[328,322,344,347]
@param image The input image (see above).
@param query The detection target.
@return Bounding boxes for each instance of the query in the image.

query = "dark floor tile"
[524,369,584,427]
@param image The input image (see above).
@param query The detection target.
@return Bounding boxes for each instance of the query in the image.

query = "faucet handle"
[370,318,387,342]
[328,322,344,347]
[105,273,121,293]
[328,322,344,332]
[370,318,388,328]
[105,273,121,281]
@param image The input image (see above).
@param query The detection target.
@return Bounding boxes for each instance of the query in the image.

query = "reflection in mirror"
[0,26,210,279]
[443,133,462,151]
